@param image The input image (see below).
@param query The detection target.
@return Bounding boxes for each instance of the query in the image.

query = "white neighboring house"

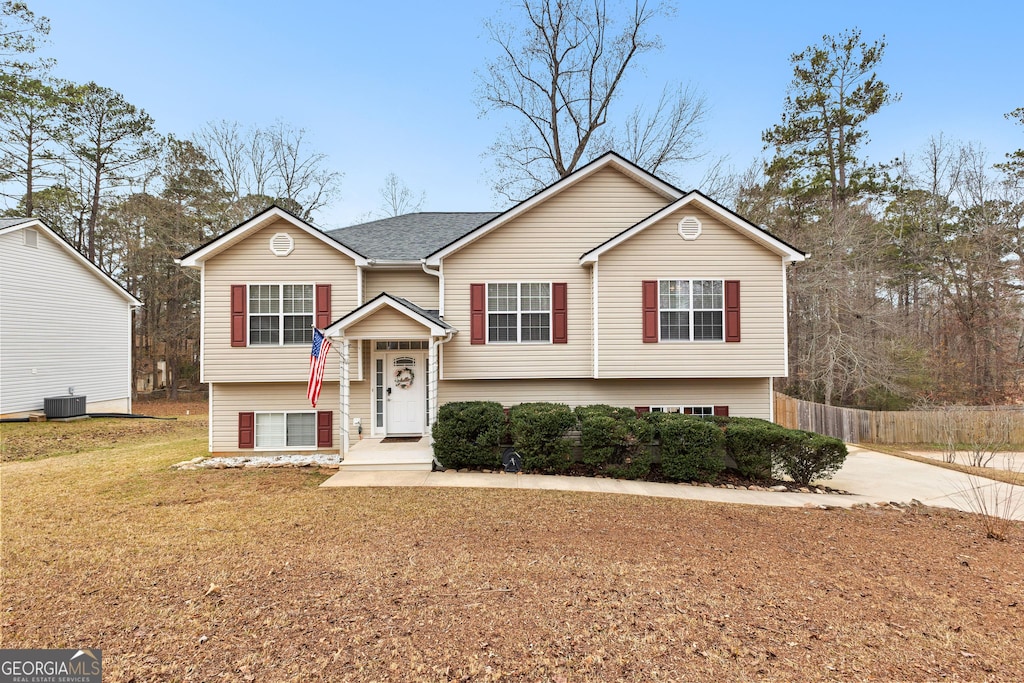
[0,218,142,417]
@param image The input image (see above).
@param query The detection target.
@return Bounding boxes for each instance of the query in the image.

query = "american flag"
[307,328,332,408]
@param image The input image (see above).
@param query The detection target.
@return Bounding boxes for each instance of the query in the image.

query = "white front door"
[385,352,425,435]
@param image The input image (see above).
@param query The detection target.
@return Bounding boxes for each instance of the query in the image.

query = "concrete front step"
[339,453,434,472]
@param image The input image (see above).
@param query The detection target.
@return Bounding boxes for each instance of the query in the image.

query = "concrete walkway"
[320,445,1024,520]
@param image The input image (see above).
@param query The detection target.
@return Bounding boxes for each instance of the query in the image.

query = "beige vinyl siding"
[442,166,669,379]
[597,205,787,378]
[203,222,359,383]
[437,377,771,419]
[343,307,432,339]
[1,227,134,414]
[364,269,438,309]
[349,341,371,442]
[337,338,368,386]
[211,382,335,453]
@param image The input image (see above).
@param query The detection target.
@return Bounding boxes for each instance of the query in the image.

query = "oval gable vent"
[269,232,294,256]
[678,216,702,241]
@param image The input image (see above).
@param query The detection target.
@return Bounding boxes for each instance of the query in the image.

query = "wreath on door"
[394,367,415,389]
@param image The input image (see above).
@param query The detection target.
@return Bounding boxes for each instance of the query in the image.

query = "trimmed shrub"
[658,414,726,482]
[431,401,504,469]
[578,414,621,466]
[576,405,655,477]
[723,419,789,480]
[772,431,848,486]
[574,404,641,422]
[509,402,576,473]
[604,451,653,480]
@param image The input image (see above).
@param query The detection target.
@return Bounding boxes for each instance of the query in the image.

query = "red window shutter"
[317,410,333,447]
[713,405,729,417]
[470,283,485,345]
[552,282,568,343]
[231,285,247,347]
[725,280,741,343]
[238,412,255,448]
[635,406,650,415]
[642,280,658,343]
[315,284,332,329]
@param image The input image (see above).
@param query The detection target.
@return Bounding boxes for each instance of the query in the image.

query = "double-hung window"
[487,282,550,343]
[248,284,314,345]
[254,412,316,448]
[660,279,724,341]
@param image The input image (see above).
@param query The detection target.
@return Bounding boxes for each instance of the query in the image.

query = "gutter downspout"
[421,261,444,318]
[428,330,455,471]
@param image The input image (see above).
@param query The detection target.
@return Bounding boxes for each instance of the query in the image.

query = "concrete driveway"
[828,446,1024,519]
[322,445,1024,520]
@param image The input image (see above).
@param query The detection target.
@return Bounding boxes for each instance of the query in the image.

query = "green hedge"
[431,401,504,469]
[772,431,847,486]
[575,405,654,479]
[509,402,576,473]
[722,419,788,480]
[657,414,726,482]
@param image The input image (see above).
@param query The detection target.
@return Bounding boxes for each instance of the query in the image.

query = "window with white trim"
[254,412,316,448]
[651,406,715,416]
[487,282,550,343]
[660,279,723,341]
[248,284,314,345]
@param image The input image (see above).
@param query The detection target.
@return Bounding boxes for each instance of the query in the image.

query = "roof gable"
[0,218,142,306]
[177,205,368,267]
[324,293,453,338]
[579,191,807,264]
[424,152,683,265]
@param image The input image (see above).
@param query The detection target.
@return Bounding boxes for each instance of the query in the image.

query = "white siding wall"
[442,166,669,379]
[364,269,438,309]
[437,378,771,419]
[1,228,134,415]
[597,206,788,377]
[202,222,359,383]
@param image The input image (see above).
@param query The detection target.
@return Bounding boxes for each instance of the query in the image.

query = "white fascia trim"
[177,207,369,267]
[2,219,143,306]
[199,264,206,383]
[324,294,451,338]
[592,261,599,379]
[367,259,423,268]
[580,193,806,265]
[782,263,790,378]
[424,154,682,266]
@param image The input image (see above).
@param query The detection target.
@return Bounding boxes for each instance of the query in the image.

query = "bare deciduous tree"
[377,172,425,217]
[194,119,342,222]
[477,0,706,202]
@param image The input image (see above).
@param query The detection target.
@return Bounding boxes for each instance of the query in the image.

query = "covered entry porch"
[324,293,455,469]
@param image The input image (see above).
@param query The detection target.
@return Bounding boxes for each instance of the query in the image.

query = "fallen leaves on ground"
[1,403,1022,681]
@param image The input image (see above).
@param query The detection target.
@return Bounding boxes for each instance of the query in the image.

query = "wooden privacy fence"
[773,392,1024,445]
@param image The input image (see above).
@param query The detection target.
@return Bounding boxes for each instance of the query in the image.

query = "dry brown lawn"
[2,403,1023,681]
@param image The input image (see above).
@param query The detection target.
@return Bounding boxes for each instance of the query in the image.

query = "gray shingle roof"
[389,296,452,330]
[0,217,31,230]
[326,212,499,260]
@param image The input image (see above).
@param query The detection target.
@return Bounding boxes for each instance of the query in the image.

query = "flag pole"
[312,325,345,357]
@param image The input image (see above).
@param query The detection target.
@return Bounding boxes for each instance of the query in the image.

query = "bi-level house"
[178,153,805,468]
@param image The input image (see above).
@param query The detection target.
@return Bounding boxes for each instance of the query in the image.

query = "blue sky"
[33,0,1024,228]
